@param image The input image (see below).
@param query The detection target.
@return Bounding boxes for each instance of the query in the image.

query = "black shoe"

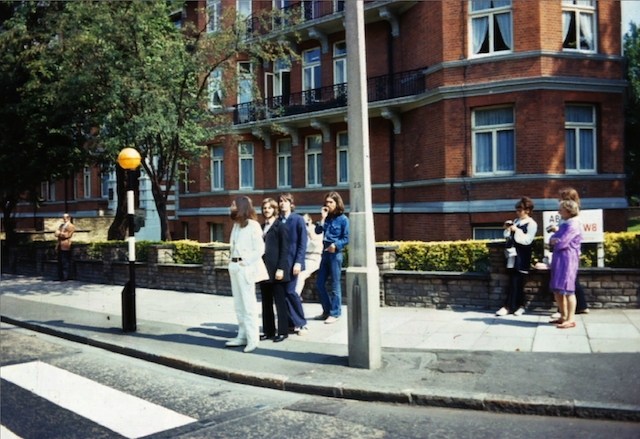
[260,334,274,341]
[273,334,288,343]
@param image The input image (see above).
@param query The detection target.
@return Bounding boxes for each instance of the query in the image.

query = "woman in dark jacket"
[259,198,292,342]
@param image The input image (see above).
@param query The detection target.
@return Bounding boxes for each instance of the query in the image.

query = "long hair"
[230,196,257,227]
[324,191,345,217]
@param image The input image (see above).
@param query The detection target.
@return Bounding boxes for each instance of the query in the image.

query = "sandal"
[556,321,576,329]
[549,319,564,324]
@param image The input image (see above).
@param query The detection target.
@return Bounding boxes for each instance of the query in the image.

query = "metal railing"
[233,67,426,124]
[245,1,346,36]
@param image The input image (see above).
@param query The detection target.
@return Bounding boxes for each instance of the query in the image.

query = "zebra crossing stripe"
[1,361,196,439]
[0,425,23,439]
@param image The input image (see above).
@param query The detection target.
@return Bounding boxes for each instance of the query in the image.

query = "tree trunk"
[107,166,128,240]
[2,195,19,273]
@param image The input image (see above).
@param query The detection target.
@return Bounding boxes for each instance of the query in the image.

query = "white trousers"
[295,255,321,294]
[228,262,259,345]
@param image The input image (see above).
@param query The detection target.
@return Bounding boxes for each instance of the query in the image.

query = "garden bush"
[393,240,491,273]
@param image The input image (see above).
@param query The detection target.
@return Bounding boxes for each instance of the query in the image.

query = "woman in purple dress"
[549,200,582,329]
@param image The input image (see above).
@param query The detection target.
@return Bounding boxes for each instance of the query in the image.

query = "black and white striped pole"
[117,147,142,332]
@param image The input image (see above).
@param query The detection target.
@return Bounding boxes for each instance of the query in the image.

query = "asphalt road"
[2,323,639,439]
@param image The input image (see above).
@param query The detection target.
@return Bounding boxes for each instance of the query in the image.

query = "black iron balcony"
[246,1,345,36]
[233,67,426,124]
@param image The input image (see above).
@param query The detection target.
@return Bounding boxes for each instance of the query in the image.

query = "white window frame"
[239,142,255,189]
[472,106,515,176]
[237,62,253,123]
[565,104,597,174]
[101,172,111,198]
[469,0,513,57]
[210,145,224,191]
[207,0,222,33]
[336,131,349,185]
[180,164,190,194]
[237,0,252,18]
[562,0,597,52]
[302,47,321,104]
[277,138,292,188]
[40,181,55,202]
[305,134,323,187]
[333,41,347,98]
[473,227,505,240]
[208,68,223,110]
[83,166,92,199]
[209,222,224,243]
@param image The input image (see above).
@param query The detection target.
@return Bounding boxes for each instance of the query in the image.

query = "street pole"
[117,148,141,333]
[345,0,381,369]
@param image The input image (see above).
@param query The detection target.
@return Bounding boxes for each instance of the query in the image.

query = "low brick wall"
[3,242,638,310]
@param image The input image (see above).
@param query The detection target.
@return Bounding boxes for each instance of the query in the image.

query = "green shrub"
[172,240,203,264]
[394,240,491,273]
[84,240,162,262]
[581,232,640,268]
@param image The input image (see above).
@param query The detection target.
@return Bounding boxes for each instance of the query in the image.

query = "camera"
[504,220,513,227]
[546,224,556,233]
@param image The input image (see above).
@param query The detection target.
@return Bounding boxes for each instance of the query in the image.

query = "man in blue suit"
[278,193,309,333]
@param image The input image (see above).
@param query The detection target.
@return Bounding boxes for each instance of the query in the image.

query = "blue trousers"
[316,252,343,317]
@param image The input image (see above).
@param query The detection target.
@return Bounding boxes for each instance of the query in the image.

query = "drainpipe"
[387,20,395,240]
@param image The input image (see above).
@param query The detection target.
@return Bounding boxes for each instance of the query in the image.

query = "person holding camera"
[314,191,349,324]
[547,187,589,317]
[549,199,582,328]
[496,197,538,317]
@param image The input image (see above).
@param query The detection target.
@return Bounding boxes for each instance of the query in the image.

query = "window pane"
[566,105,593,123]
[579,129,594,169]
[475,132,493,173]
[476,107,513,126]
[565,129,577,169]
[338,150,348,183]
[496,130,514,171]
[307,155,316,185]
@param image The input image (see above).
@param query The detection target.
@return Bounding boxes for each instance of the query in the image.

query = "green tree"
[0,1,90,248]
[624,22,640,205]
[52,1,297,240]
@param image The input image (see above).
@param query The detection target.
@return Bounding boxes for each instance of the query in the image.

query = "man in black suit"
[259,198,291,342]
[278,193,309,333]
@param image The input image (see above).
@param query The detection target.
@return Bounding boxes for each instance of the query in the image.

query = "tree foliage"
[54,1,298,240]
[0,1,91,239]
[624,21,640,204]
[1,0,298,240]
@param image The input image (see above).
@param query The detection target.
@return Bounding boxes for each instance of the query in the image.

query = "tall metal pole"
[117,147,141,333]
[122,170,137,332]
[345,0,381,369]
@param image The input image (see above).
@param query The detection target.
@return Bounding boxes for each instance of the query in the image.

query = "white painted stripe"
[1,361,196,439]
[0,425,23,439]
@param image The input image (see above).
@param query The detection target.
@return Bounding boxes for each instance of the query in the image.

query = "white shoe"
[495,307,509,316]
[296,326,309,335]
[225,338,246,347]
[514,307,525,316]
[324,316,339,324]
[551,311,561,319]
[243,343,257,353]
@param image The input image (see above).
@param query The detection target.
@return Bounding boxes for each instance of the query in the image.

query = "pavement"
[1,274,640,421]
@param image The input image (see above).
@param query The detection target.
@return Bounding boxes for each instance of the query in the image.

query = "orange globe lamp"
[117,148,142,170]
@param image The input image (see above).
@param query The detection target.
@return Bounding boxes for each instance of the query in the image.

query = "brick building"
[12,1,629,243]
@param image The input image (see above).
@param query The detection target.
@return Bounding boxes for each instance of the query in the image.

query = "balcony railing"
[246,1,346,36]
[233,68,426,124]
